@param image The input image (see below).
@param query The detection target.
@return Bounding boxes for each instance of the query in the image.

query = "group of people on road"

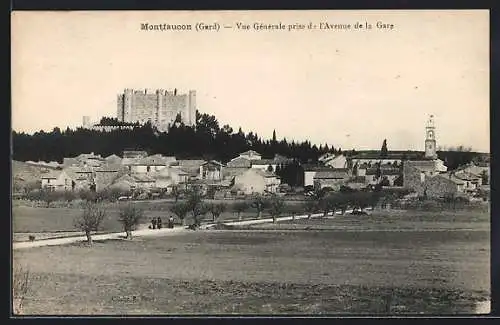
[150,216,175,229]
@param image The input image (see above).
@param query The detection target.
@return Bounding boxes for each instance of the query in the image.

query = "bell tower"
[424,114,437,159]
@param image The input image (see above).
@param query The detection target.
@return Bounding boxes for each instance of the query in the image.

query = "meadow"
[13,208,490,315]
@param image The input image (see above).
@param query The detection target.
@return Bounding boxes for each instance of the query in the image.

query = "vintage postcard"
[11,10,490,316]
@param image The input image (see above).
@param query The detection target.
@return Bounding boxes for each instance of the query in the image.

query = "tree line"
[12,111,338,165]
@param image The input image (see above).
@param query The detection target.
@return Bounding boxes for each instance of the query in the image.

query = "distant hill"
[12,160,47,192]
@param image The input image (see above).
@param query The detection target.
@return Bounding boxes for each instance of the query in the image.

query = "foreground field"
[13,209,489,315]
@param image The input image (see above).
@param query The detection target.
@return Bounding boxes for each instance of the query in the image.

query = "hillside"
[12,161,47,192]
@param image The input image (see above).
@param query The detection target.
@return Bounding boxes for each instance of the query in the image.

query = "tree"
[233,201,249,221]
[268,196,286,223]
[40,188,59,208]
[303,198,319,220]
[252,195,269,219]
[381,139,388,158]
[320,195,339,217]
[74,202,106,246]
[118,204,144,239]
[171,185,182,202]
[171,202,189,226]
[185,186,208,227]
[209,203,226,222]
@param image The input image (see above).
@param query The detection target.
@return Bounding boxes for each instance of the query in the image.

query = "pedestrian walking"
[168,216,174,228]
[157,217,162,229]
[151,218,157,230]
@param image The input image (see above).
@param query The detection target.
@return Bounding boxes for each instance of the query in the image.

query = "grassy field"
[13,209,489,315]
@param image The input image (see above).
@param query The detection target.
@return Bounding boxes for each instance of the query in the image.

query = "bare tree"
[171,202,189,226]
[74,202,106,246]
[269,196,286,223]
[303,198,319,220]
[185,186,208,227]
[12,263,30,315]
[252,195,269,219]
[209,203,226,222]
[118,203,144,239]
[171,185,182,202]
[40,188,60,208]
[233,201,249,221]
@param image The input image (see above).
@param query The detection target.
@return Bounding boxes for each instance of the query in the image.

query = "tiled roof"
[41,170,61,179]
[454,172,481,181]
[95,164,121,172]
[202,160,225,167]
[105,154,122,161]
[405,160,438,171]
[227,157,251,168]
[313,170,350,179]
[133,156,170,166]
[240,150,261,156]
[177,160,206,167]
[433,173,465,185]
[132,174,155,182]
[251,159,276,165]
[303,165,336,172]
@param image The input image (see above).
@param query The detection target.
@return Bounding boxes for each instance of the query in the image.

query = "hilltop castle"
[116,88,196,131]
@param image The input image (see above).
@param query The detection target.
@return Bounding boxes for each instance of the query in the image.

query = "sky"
[11,10,489,152]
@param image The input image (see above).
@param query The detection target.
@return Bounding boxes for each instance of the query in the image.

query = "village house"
[41,170,74,191]
[108,174,138,193]
[422,173,466,198]
[312,169,351,191]
[152,166,190,189]
[453,171,481,193]
[128,156,170,174]
[233,168,281,195]
[251,159,278,173]
[364,167,401,186]
[174,160,206,177]
[227,157,252,168]
[199,160,224,181]
[63,166,94,191]
[302,165,337,188]
[104,154,122,165]
[94,164,124,192]
[234,150,262,161]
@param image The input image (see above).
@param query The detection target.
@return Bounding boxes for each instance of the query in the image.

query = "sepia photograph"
[11,10,490,316]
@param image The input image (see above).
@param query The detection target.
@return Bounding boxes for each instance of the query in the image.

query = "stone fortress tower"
[424,114,438,159]
[116,88,196,132]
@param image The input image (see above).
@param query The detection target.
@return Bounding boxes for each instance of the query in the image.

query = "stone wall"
[423,175,459,198]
